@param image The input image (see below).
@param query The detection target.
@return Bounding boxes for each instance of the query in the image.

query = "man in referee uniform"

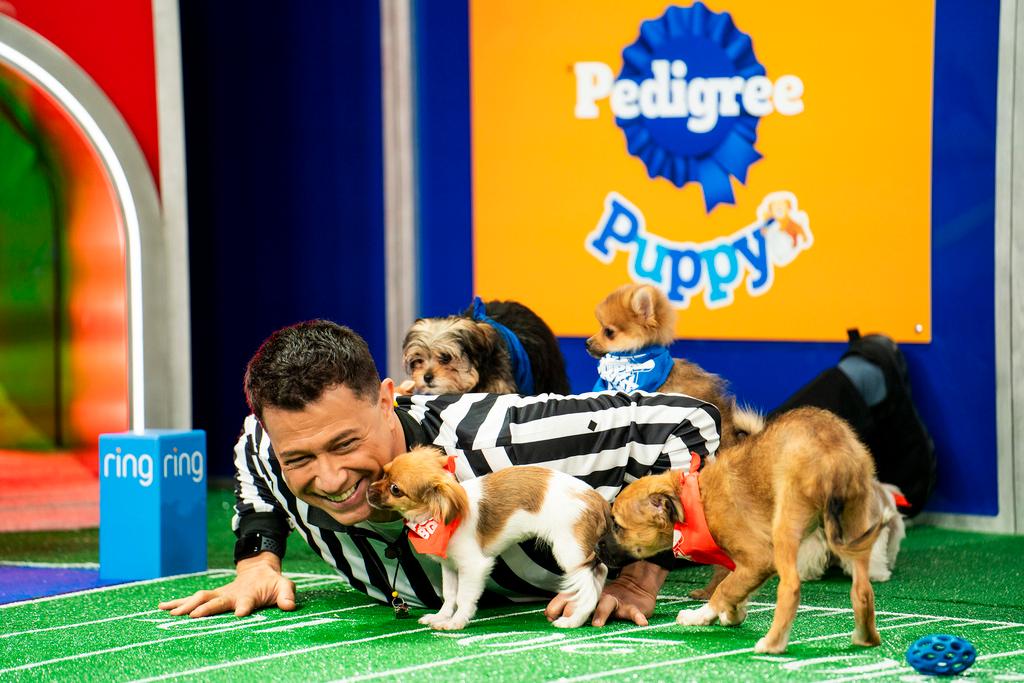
[159,319,933,626]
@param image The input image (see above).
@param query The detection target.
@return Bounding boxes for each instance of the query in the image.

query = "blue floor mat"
[0,565,123,604]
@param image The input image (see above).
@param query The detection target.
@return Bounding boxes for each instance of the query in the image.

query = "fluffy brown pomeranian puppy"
[586,283,759,449]
[402,298,569,395]
[598,407,886,654]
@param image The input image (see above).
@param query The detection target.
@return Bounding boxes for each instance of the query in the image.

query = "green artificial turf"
[2,486,1023,682]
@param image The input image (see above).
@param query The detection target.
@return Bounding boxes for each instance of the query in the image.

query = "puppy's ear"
[452,319,497,366]
[428,478,469,525]
[630,286,658,322]
[650,493,681,523]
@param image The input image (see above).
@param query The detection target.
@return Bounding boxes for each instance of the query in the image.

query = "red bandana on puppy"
[671,453,735,570]
[404,456,462,558]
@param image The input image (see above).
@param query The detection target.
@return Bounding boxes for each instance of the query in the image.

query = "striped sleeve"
[409,391,720,501]
[231,414,292,535]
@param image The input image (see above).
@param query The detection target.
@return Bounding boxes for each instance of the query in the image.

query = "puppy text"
[585,191,812,308]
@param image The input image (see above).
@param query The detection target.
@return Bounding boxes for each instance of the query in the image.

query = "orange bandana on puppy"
[672,452,736,570]
[405,455,462,558]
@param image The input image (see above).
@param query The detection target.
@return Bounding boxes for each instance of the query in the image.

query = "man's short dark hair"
[244,320,381,422]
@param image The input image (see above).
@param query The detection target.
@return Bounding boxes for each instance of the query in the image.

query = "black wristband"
[233,532,286,564]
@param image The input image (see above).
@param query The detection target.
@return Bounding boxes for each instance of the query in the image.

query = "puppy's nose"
[423,372,433,385]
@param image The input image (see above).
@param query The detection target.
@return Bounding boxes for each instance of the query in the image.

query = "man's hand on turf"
[544,560,667,627]
[157,552,295,618]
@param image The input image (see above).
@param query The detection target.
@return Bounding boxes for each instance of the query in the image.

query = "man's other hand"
[543,560,667,627]
[157,553,295,618]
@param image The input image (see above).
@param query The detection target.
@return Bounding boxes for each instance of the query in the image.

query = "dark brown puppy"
[599,407,886,654]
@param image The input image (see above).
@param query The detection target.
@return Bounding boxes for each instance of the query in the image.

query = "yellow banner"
[471,1,933,342]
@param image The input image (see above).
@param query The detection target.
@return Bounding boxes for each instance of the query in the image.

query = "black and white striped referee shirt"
[233,391,721,608]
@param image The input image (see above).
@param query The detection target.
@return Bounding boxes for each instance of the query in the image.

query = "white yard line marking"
[125,608,547,683]
[552,615,964,682]
[0,604,376,674]
[0,561,100,569]
[343,622,682,682]
[977,649,1024,661]
[554,644,758,682]
[0,570,217,609]
[791,616,950,647]
[340,598,743,683]
[808,665,907,683]
[750,655,797,662]
[253,617,346,633]
[815,649,1024,683]
[0,609,162,638]
[983,622,1024,631]
[290,579,349,590]
[876,614,919,623]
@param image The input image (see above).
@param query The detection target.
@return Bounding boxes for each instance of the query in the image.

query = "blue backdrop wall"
[180,0,387,476]
[180,0,1000,517]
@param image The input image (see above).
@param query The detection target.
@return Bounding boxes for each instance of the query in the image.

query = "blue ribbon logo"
[614,3,769,212]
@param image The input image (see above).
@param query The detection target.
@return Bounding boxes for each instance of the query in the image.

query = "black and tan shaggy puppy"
[402,298,570,395]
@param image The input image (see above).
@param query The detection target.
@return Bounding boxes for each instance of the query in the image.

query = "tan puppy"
[368,447,609,630]
[586,283,759,449]
[598,407,885,654]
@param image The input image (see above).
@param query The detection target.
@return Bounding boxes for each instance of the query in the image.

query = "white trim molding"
[0,14,188,430]
[919,0,1021,535]
[152,0,193,429]
[381,0,417,381]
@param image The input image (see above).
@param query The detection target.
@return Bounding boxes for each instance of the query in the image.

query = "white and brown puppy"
[368,447,609,630]
[598,407,886,654]
[586,283,760,450]
[402,299,570,395]
[798,482,907,583]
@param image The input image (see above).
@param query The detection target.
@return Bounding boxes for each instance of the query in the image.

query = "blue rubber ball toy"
[906,634,977,676]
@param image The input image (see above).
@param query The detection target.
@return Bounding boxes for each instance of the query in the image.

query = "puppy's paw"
[433,617,469,631]
[552,614,588,629]
[718,603,748,626]
[687,588,712,601]
[852,627,882,647]
[754,636,787,654]
[676,604,718,627]
[868,567,892,582]
[418,612,450,626]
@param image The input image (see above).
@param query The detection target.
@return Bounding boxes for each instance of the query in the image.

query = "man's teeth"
[323,483,358,503]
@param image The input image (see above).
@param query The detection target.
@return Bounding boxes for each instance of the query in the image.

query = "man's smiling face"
[262,381,405,525]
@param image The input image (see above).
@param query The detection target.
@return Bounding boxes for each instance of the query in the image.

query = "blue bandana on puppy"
[594,346,674,393]
[470,297,535,394]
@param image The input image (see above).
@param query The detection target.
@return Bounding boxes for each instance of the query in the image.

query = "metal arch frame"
[0,14,189,431]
